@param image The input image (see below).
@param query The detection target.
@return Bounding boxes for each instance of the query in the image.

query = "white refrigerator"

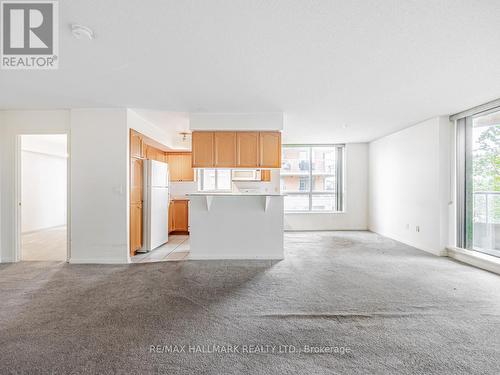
[141,159,169,252]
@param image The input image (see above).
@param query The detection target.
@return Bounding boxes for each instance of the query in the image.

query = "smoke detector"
[71,24,95,40]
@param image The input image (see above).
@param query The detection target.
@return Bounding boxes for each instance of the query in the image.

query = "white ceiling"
[1,0,500,143]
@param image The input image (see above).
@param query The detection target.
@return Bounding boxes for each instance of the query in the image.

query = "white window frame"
[281,144,344,213]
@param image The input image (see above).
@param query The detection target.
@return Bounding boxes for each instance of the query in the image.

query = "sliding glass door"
[465,109,500,256]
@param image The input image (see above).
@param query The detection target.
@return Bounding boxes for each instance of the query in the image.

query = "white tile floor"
[131,235,190,263]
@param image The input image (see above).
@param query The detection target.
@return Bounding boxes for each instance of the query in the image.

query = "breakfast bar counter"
[187,193,284,260]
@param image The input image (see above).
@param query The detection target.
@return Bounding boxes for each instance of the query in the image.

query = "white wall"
[127,109,176,149]
[0,108,179,264]
[284,143,369,230]
[368,116,452,256]
[0,110,70,262]
[190,113,284,131]
[21,135,67,233]
[70,109,129,264]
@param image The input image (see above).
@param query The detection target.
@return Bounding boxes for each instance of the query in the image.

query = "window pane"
[281,147,310,175]
[201,169,216,191]
[312,147,336,175]
[471,111,500,256]
[284,195,309,211]
[216,169,231,190]
[280,175,310,193]
[312,175,335,192]
[312,195,335,211]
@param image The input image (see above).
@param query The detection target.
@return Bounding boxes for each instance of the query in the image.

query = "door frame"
[14,133,71,262]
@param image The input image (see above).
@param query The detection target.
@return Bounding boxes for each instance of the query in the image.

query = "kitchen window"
[198,169,232,191]
[281,145,344,212]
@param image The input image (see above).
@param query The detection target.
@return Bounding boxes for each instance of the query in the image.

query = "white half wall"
[284,143,368,230]
[21,135,67,233]
[70,109,129,264]
[369,116,452,256]
[0,110,70,262]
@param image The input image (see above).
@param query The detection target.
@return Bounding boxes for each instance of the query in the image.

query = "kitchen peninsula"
[188,193,284,259]
[186,124,284,260]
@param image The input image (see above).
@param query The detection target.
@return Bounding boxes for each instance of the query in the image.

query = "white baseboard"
[189,254,284,260]
[369,230,447,256]
[447,246,500,275]
[284,228,369,232]
[69,258,127,264]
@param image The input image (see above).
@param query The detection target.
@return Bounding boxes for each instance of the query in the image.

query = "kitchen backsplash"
[169,181,198,198]
[170,170,280,196]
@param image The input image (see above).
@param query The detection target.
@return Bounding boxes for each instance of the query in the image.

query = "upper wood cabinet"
[130,130,144,159]
[179,154,194,181]
[259,131,281,168]
[214,132,237,167]
[167,153,194,181]
[191,131,281,168]
[261,170,271,182]
[236,132,260,167]
[192,132,215,168]
[145,145,166,162]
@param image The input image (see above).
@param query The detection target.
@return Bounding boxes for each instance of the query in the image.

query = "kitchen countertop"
[170,197,190,201]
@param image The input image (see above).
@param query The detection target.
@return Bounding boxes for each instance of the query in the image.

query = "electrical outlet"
[416,226,420,233]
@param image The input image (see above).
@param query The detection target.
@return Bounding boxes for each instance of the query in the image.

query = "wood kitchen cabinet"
[236,131,260,167]
[261,170,271,181]
[130,202,142,255]
[192,132,215,167]
[167,153,194,181]
[168,202,174,233]
[169,200,189,233]
[214,132,237,167]
[259,131,281,168]
[130,152,143,256]
[145,145,165,162]
[130,130,144,159]
[191,130,281,168]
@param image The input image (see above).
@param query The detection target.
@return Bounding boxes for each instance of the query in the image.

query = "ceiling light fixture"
[71,24,95,40]
[179,132,191,141]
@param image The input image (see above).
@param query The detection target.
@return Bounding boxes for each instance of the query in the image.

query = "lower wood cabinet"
[169,200,189,233]
[130,202,142,255]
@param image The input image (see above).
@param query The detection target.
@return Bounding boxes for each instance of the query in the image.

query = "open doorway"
[19,134,68,261]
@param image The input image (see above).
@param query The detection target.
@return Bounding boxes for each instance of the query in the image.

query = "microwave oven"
[231,170,262,181]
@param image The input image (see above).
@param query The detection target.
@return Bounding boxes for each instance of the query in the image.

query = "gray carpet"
[0,231,499,375]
